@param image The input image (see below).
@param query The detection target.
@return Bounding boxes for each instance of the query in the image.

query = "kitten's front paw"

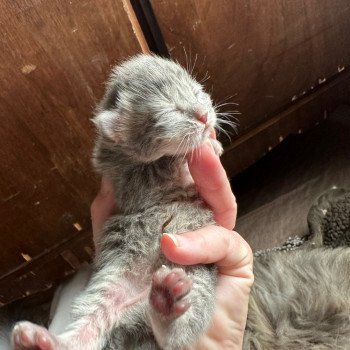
[150,267,192,318]
[210,138,223,156]
[12,322,58,350]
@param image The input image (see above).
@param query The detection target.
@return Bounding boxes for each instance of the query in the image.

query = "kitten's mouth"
[192,126,215,150]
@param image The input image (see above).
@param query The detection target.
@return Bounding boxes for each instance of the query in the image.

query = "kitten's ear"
[93,110,126,143]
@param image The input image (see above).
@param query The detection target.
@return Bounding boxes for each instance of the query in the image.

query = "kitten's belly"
[98,199,215,301]
[96,201,216,348]
[100,200,214,264]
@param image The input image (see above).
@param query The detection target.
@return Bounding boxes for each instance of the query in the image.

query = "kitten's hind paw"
[12,321,57,350]
[150,266,192,318]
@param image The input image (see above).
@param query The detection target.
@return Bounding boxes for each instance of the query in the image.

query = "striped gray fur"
[245,189,350,349]
[245,247,350,349]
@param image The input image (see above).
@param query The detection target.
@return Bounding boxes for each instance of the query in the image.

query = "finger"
[90,177,116,239]
[187,142,237,230]
[160,227,253,278]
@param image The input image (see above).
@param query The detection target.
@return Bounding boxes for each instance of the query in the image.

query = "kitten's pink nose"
[195,112,208,125]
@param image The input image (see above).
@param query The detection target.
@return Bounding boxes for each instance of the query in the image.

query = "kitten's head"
[94,54,217,162]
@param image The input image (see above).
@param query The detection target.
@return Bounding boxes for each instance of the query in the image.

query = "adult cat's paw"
[12,322,58,350]
[150,266,192,318]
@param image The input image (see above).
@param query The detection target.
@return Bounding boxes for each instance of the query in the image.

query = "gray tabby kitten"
[11,54,225,350]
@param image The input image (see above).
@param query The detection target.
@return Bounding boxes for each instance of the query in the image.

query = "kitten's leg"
[149,265,216,350]
[11,268,148,350]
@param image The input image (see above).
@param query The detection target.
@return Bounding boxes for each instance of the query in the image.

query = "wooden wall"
[0,0,141,305]
[1,0,350,305]
[150,0,350,173]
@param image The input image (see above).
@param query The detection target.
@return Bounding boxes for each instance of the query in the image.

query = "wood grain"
[222,70,350,176]
[0,0,141,304]
[151,0,350,143]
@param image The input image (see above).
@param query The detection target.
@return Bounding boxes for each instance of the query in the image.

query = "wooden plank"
[222,69,350,176]
[150,0,350,144]
[0,229,93,305]
[0,0,142,304]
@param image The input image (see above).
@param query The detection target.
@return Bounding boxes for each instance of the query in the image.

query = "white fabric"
[0,267,91,349]
[49,265,92,335]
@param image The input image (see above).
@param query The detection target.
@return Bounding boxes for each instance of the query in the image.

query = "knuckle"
[221,228,232,247]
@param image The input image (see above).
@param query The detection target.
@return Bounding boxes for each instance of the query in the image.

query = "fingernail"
[162,233,179,247]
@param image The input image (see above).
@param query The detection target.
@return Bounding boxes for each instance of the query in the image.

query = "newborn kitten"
[11,55,225,350]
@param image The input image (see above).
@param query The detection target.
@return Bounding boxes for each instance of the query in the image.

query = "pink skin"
[12,322,58,350]
[150,267,192,317]
[11,277,151,350]
[12,267,191,350]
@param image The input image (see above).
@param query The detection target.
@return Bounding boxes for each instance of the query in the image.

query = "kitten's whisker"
[173,133,188,160]
[216,115,240,122]
[188,48,193,75]
[185,131,198,161]
[214,102,239,108]
[199,55,207,70]
[217,119,238,131]
[189,145,195,163]
[173,130,197,162]
[185,137,192,163]
[199,72,210,84]
[217,114,239,123]
[174,136,186,157]
[217,118,238,126]
[216,124,233,141]
[215,94,237,105]
[216,110,241,115]
[197,144,202,161]
[182,46,190,72]
[191,53,198,76]
[179,136,190,164]
[209,85,214,95]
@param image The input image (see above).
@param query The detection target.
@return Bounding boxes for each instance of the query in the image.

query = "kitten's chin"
[160,126,215,159]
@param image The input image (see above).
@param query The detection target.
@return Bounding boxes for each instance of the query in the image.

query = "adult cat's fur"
[245,247,350,349]
[244,190,350,349]
[244,188,350,350]
[11,55,224,350]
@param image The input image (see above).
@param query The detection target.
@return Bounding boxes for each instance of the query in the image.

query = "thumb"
[160,226,253,278]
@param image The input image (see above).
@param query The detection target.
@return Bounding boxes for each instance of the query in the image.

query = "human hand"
[90,139,254,349]
[161,141,254,349]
